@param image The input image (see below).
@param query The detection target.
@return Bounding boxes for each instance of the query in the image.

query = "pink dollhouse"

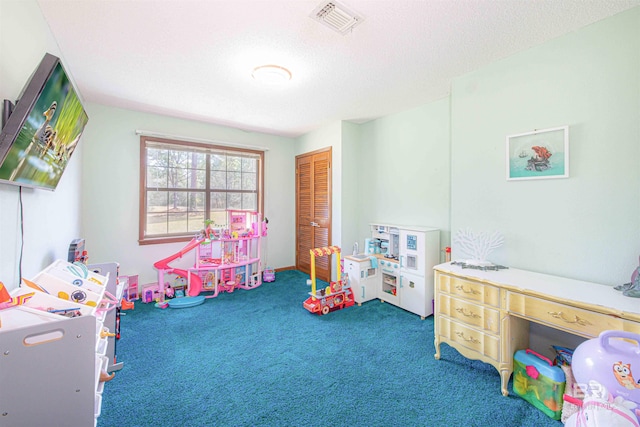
[153,210,266,301]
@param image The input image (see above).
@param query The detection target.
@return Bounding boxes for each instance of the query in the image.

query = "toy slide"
[153,238,203,296]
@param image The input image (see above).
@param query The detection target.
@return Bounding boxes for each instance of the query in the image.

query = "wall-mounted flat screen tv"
[0,53,88,191]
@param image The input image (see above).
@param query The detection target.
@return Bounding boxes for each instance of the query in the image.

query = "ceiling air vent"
[310,1,364,35]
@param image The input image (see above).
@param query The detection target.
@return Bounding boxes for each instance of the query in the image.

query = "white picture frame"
[506,126,569,181]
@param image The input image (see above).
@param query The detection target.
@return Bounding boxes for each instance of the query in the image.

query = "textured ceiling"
[37,0,639,138]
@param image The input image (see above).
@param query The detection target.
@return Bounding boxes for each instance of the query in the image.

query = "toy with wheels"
[263,267,275,282]
[572,330,640,406]
[302,246,354,315]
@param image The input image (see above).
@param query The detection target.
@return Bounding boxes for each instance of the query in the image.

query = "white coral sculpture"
[453,228,504,266]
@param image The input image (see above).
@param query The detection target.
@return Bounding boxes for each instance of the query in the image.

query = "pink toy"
[263,267,275,282]
[123,274,139,301]
[165,285,175,298]
[141,284,159,303]
[222,281,236,293]
[153,211,265,301]
[565,380,640,427]
[155,300,169,309]
[572,331,640,406]
[153,237,204,298]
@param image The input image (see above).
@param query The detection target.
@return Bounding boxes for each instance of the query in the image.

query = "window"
[139,136,264,244]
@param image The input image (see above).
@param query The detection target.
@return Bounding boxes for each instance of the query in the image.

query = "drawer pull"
[548,311,592,326]
[455,284,480,295]
[455,331,480,344]
[456,307,480,319]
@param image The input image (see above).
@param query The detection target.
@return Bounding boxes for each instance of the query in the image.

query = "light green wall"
[450,8,640,285]
[357,99,452,256]
[81,104,295,284]
[0,0,83,289]
[341,121,361,256]
[295,121,343,250]
[292,120,363,260]
[2,0,637,293]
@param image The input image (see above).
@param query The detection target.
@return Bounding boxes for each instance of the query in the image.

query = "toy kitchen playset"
[344,223,440,319]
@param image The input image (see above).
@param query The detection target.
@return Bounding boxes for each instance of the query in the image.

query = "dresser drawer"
[623,320,640,335]
[438,317,500,361]
[437,274,500,307]
[507,293,623,338]
[438,294,500,334]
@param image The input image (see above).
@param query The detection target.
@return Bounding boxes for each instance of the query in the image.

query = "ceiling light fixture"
[251,65,292,84]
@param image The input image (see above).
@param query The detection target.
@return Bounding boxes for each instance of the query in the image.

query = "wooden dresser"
[433,262,640,396]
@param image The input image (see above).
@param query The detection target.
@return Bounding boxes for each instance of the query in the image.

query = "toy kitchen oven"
[367,224,428,267]
[365,225,400,302]
[364,223,440,318]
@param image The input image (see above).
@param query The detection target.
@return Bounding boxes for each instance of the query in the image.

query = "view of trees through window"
[140,136,263,243]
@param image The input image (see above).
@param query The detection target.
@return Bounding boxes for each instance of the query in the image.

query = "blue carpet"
[98,270,562,427]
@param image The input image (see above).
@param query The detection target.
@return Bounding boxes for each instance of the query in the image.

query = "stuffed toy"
[565,380,640,427]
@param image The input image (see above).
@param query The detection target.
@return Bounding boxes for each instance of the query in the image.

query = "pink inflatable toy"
[572,331,640,406]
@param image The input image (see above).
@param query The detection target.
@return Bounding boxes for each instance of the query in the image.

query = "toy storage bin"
[42,259,108,294]
[0,305,66,331]
[30,271,103,307]
[513,349,566,420]
[0,311,96,426]
[11,286,97,317]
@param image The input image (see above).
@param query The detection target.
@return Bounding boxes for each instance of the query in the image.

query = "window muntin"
[140,136,263,244]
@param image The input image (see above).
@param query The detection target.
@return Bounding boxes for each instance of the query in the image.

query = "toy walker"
[303,246,354,315]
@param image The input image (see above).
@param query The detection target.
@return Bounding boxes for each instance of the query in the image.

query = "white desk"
[433,262,640,396]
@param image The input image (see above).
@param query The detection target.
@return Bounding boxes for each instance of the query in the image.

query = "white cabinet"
[89,262,124,373]
[400,270,429,318]
[0,310,96,426]
[344,256,378,304]
[0,260,114,426]
[400,229,426,272]
[398,227,440,318]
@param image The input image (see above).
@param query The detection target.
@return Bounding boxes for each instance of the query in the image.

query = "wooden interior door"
[296,147,332,282]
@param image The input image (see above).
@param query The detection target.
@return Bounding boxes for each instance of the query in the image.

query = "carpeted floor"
[98,270,562,427]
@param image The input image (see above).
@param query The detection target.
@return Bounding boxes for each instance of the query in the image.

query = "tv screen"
[0,53,88,191]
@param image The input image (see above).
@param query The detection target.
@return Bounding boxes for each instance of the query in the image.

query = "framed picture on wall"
[506,126,569,181]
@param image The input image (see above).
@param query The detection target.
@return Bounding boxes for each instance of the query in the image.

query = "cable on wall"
[18,186,24,281]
